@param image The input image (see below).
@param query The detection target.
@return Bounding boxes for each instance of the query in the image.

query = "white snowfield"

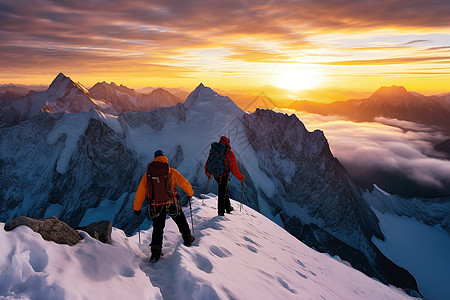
[0,195,416,300]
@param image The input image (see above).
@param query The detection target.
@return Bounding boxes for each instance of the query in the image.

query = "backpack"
[146,161,174,203]
[206,142,228,177]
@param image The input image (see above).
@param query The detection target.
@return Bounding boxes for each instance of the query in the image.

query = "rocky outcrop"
[4,216,82,246]
[78,220,112,243]
[4,216,114,245]
[434,139,450,158]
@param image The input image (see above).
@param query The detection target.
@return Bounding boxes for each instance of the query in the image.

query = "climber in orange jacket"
[134,150,194,262]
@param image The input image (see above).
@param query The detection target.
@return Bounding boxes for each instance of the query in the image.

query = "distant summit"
[89,80,180,112]
[361,85,420,109]
[369,85,412,102]
[42,73,115,114]
[289,85,450,134]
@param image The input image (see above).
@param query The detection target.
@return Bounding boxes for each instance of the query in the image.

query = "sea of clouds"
[279,109,450,197]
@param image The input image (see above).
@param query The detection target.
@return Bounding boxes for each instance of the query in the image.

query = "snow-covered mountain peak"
[0,195,416,300]
[183,83,214,108]
[183,83,243,116]
[53,72,69,83]
[47,72,72,95]
[91,81,137,97]
[89,81,181,112]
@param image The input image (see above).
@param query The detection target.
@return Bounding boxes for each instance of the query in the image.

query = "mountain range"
[0,73,181,128]
[0,76,422,296]
[289,85,450,134]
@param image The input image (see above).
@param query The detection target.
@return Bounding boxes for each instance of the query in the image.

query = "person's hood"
[219,136,231,148]
[152,155,169,164]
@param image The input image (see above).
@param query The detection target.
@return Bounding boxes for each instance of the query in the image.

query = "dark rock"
[78,220,112,244]
[434,139,450,158]
[4,216,82,246]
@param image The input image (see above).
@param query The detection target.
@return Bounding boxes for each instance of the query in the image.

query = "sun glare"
[272,66,322,91]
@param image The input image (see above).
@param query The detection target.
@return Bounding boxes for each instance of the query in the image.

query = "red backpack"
[146,161,175,203]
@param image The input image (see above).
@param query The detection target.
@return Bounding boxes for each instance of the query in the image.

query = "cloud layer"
[289,111,450,196]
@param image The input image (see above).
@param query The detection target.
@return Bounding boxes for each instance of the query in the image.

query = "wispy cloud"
[318,56,450,65]
[399,40,432,46]
[1,0,450,90]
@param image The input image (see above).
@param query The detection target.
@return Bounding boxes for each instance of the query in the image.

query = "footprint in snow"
[295,259,306,268]
[277,276,297,294]
[296,270,308,279]
[236,242,258,253]
[119,265,135,277]
[246,245,258,253]
[243,236,261,248]
[209,245,232,258]
[195,254,213,273]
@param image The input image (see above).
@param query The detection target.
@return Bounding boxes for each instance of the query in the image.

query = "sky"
[1,0,450,96]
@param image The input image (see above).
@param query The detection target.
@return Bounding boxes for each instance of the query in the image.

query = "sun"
[272,66,322,91]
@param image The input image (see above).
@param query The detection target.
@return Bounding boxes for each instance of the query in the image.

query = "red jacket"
[205,136,244,180]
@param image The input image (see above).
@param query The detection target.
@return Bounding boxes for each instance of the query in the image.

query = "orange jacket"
[133,155,194,211]
[205,136,244,180]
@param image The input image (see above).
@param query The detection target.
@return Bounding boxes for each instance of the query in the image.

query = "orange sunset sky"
[1,0,449,98]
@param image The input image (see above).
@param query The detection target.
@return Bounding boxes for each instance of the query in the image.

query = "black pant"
[215,174,232,214]
[150,204,191,249]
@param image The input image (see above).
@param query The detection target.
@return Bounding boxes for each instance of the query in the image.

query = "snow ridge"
[0,196,415,300]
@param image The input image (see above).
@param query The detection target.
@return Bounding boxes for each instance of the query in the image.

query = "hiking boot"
[150,245,162,262]
[150,252,161,262]
[218,212,225,216]
[226,206,234,214]
[183,234,195,247]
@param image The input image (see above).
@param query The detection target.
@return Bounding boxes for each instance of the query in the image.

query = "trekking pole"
[240,181,244,212]
[137,213,141,244]
[189,197,194,235]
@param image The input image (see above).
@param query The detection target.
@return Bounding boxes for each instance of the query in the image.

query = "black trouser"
[150,204,191,250]
[215,174,232,214]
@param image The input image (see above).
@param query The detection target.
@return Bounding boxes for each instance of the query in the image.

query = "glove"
[134,210,141,216]
[239,175,245,182]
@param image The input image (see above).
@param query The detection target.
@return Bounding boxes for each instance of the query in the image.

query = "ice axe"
[136,212,141,244]
[240,181,244,212]
[188,197,194,234]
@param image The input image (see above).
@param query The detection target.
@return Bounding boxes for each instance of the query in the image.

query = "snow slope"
[0,195,415,300]
[372,209,450,300]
